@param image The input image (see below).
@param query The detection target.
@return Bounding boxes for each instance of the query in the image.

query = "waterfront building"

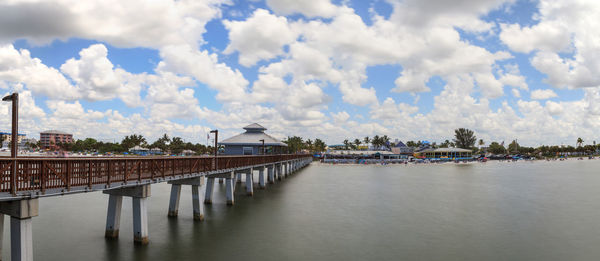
[414,148,473,160]
[129,145,149,155]
[0,132,26,143]
[149,147,163,155]
[40,130,73,150]
[219,123,287,155]
[391,141,413,155]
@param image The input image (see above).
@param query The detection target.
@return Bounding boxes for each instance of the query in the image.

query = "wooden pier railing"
[0,154,309,195]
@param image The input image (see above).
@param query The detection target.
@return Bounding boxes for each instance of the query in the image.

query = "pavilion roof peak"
[243,123,266,132]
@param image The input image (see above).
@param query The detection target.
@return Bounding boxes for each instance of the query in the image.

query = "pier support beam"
[132,197,149,245]
[104,184,151,245]
[167,184,181,217]
[105,195,123,238]
[267,166,274,184]
[191,185,204,221]
[219,178,223,184]
[168,177,205,221]
[258,168,266,189]
[236,173,242,183]
[226,174,235,205]
[246,169,254,196]
[0,199,38,261]
[277,164,283,181]
[204,177,215,204]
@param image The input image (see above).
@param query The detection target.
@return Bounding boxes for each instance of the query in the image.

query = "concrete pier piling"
[105,195,123,238]
[226,177,235,205]
[167,177,205,221]
[204,177,215,204]
[132,197,149,245]
[167,184,182,217]
[236,173,242,183]
[246,169,254,196]
[191,185,204,221]
[267,165,274,184]
[103,184,151,245]
[0,199,38,261]
[277,164,283,181]
[258,168,266,189]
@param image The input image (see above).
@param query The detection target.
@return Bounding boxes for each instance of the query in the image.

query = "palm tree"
[343,139,350,150]
[372,135,381,149]
[577,137,584,147]
[306,139,313,153]
[478,139,484,148]
[382,135,390,149]
[353,139,361,150]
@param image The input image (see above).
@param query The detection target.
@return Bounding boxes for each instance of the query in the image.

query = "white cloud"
[266,0,339,18]
[530,89,558,100]
[223,9,298,66]
[511,88,521,98]
[545,100,564,115]
[157,44,249,103]
[0,0,229,48]
[500,0,600,89]
[0,44,79,99]
[60,44,143,106]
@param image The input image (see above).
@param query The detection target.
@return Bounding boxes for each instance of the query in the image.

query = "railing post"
[137,160,142,182]
[10,160,16,195]
[106,160,111,187]
[40,161,46,194]
[66,160,72,191]
[162,159,165,179]
[88,160,93,189]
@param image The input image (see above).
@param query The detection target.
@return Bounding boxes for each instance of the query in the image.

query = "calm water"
[4,159,600,260]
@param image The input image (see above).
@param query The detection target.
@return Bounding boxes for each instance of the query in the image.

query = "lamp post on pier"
[3,92,18,195]
[259,139,265,155]
[210,130,218,170]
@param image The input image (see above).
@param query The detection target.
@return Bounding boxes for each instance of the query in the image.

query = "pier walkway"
[0,154,312,261]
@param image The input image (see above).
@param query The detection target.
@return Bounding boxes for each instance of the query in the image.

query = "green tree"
[170,137,185,154]
[150,134,170,153]
[343,139,350,150]
[577,137,584,147]
[314,139,326,152]
[372,135,381,149]
[121,134,147,150]
[488,142,506,154]
[508,140,520,154]
[382,135,390,149]
[353,139,361,149]
[363,136,370,147]
[283,136,304,153]
[406,140,417,148]
[453,128,476,149]
[305,139,313,153]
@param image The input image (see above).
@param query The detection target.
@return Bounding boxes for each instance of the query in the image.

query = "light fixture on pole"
[3,92,18,195]
[259,139,265,155]
[210,130,218,170]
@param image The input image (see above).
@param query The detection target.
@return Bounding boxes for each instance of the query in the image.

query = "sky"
[1,0,599,147]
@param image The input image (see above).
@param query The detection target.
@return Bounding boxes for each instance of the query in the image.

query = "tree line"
[282,136,327,154]
[338,128,599,157]
[56,134,214,155]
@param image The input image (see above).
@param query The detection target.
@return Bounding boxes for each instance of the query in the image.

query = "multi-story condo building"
[40,130,73,150]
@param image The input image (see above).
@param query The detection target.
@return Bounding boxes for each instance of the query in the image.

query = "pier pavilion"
[219,123,287,155]
[414,148,473,161]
